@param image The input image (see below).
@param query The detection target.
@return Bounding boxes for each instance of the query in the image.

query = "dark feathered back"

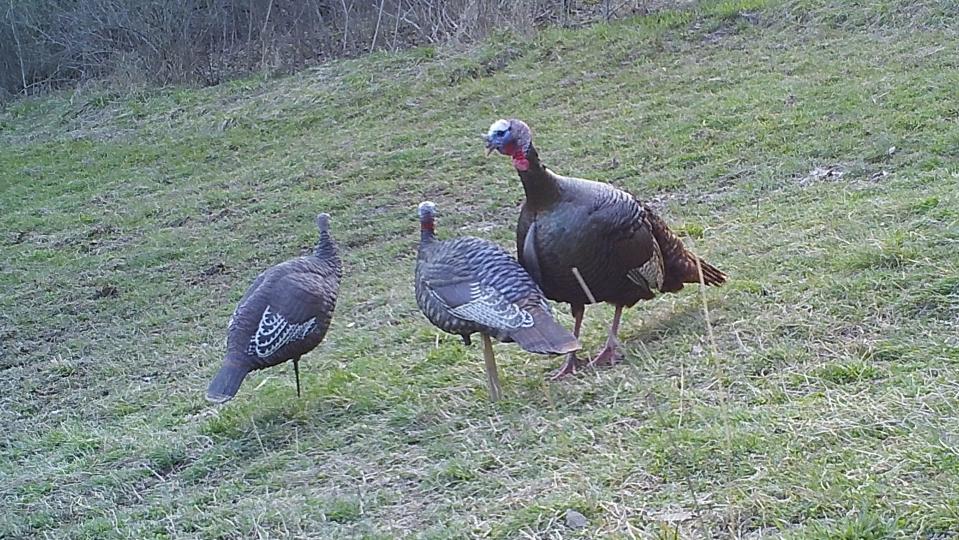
[415,201,578,354]
[206,213,342,403]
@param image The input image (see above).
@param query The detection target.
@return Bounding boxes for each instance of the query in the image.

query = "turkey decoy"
[485,118,727,378]
[414,201,579,401]
[206,213,342,403]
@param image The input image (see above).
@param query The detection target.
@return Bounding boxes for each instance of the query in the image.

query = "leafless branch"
[0,0,648,95]
[370,0,386,51]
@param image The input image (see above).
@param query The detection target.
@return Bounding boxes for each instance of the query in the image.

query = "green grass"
[2,0,959,537]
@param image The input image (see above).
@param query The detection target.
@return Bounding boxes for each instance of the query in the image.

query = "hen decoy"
[206,213,342,403]
[485,119,727,378]
[414,201,579,401]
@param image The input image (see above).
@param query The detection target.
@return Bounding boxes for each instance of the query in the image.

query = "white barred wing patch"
[247,305,317,358]
[443,283,534,330]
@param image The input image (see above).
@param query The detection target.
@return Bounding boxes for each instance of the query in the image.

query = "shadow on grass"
[626,299,721,349]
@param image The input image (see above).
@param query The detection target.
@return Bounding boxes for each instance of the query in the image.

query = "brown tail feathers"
[644,206,727,292]
[510,308,580,355]
[692,258,726,287]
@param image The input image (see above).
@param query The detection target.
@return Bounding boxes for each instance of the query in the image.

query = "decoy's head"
[485,118,533,171]
[315,213,331,232]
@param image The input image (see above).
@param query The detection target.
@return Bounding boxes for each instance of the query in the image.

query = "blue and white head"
[484,118,533,158]
[418,201,436,221]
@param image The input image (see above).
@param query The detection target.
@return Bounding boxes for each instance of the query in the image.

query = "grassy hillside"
[2,0,958,537]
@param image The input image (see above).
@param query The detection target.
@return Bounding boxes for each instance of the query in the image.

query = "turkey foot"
[587,340,623,367]
[550,352,579,380]
[587,304,624,368]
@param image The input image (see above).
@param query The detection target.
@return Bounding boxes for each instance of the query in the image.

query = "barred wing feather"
[234,271,330,358]
[445,283,534,330]
[248,305,318,358]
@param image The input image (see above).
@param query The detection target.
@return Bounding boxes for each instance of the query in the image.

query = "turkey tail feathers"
[643,206,727,291]
[510,308,580,355]
[206,359,251,404]
[695,257,727,286]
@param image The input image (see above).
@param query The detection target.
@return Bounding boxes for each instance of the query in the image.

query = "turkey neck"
[418,216,436,256]
[517,144,561,211]
[313,231,339,262]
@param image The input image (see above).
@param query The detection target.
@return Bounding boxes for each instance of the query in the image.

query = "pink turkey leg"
[588,304,624,367]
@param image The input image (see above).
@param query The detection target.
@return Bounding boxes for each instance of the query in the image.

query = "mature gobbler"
[206,213,342,403]
[414,201,579,401]
[485,118,727,378]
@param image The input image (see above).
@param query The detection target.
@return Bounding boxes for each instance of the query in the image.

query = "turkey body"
[207,214,341,403]
[517,174,726,306]
[486,118,726,377]
[415,201,578,400]
[417,236,564,349]
[518,176,659,307]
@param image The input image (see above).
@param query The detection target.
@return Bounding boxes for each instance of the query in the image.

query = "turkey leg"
[550,304,585,380]
[589,304,624,367]
[293,357,302,398]
[482,334,502,402]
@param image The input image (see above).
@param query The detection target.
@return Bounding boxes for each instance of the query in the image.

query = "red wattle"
[504,141,529,172]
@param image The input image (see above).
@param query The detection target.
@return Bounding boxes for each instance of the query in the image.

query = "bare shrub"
[0,0,651,96]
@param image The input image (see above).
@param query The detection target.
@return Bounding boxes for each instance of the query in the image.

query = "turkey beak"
[484,137,495,157]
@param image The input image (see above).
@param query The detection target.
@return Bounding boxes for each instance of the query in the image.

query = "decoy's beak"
[484,138,496,157]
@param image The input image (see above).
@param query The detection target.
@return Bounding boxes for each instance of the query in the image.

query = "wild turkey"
[206,213,342,403]
[485,118,727,378]
[414,201,580,401]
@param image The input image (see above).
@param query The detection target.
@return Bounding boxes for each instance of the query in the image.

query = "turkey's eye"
[495,130,507,138]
